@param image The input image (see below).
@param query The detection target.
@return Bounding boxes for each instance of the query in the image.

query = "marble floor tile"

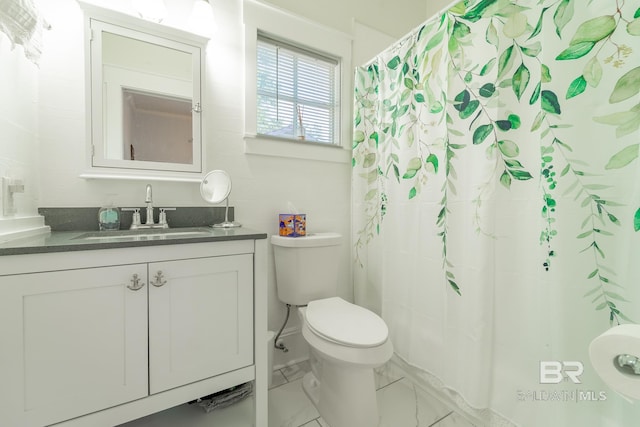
[268,377,319,427]
[375,361,405,390]
[120,359,473,427]
[271,369,289,389]
[316,417,330,427]
[377,377,452,427]
[120,395,254,427]
[280,360,311,382]
[435,411,477,427]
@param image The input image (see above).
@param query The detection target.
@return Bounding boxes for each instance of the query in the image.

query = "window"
[256,33,339,145]
[243,0,352,162]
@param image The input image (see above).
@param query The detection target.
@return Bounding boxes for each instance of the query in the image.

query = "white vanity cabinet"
[0,238,268,427]
[148,255,254,394]
[0,264,149,426]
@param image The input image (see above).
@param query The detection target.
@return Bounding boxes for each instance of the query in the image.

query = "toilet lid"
[305,297,388,348]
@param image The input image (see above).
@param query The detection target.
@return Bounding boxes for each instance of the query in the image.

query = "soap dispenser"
[98,200,121,231]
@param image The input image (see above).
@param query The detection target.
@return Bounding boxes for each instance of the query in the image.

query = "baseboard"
[271,326,308,370]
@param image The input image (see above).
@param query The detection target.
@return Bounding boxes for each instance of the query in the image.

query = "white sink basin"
[73,228,212,241]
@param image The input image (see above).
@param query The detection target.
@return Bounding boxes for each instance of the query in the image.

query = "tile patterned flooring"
[121,360,476,427]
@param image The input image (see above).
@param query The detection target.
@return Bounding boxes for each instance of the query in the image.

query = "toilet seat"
[305,297,388,348]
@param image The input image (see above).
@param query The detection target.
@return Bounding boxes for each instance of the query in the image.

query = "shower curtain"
[352,1,640,425]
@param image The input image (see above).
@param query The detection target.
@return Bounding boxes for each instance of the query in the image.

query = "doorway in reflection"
[122,89,193,164]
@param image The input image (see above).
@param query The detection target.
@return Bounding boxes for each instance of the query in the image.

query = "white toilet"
[271,233,393,427]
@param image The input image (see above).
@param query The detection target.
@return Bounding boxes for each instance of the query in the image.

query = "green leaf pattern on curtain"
[353,0,639,323]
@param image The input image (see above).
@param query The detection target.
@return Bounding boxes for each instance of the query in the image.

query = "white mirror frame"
[200,170,242,228]
[200,170,231,204]
[78,1,209,182]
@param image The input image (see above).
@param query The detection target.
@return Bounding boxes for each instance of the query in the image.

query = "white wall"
[426,0,456,22]
[0,34,40,218]
[10,0,434,365]
[263,0,449,39]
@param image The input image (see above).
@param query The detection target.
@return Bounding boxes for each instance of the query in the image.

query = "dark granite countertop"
[0,227,267,256]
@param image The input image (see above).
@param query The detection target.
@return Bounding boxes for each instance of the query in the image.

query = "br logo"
[539,361,584,384]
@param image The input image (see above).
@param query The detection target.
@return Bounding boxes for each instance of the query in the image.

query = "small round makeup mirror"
[200,170,241,228]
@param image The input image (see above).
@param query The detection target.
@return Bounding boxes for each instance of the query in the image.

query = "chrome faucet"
[122,184,175,229]
[145,184,154,225]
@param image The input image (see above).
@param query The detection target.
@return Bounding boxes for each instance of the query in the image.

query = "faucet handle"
[122,208,142,229]
[158,208,176,228]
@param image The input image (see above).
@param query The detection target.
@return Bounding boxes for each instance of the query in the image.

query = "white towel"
[0,0,50,64]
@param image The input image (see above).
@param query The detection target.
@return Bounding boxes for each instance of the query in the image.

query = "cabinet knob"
[151,271,167,287]
[127,273,145,291]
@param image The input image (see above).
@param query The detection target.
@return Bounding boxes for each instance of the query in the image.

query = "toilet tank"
[271,233,342,306]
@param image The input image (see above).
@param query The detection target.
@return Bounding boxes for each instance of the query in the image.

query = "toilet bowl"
[271,233,393,427]
[299,297,393,427]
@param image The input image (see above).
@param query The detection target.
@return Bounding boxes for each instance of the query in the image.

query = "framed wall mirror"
[79,2,209,180]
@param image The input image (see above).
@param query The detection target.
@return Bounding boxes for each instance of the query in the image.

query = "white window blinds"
[256,33,339,145]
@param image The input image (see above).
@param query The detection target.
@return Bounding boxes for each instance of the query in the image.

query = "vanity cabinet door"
[148,254,254,394]
[0,265,148,427]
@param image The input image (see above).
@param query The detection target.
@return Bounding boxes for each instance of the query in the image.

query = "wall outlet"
[2,177,24,217]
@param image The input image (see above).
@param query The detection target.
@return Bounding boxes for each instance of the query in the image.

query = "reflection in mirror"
[123,89,193,164]
[200,170,241,228]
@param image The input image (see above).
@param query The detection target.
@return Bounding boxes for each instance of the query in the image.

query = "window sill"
[243,134,351,164]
